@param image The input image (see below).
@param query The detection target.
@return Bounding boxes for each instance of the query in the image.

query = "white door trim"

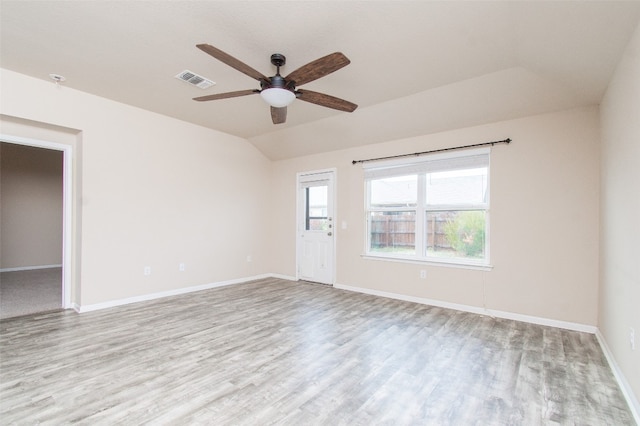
[296,168,337,285]
[0,134,73,309]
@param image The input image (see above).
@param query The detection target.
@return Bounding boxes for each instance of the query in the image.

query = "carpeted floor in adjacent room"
[0,267,62,319]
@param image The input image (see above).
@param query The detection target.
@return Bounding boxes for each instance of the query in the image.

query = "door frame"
[296,168,337,285]
[0,134,73,309]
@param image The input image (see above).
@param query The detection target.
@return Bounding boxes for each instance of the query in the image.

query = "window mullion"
[364,180,371,253]
[415,173,426,258]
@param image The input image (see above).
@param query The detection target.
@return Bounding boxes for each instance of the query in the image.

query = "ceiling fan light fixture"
[260,87,296,108]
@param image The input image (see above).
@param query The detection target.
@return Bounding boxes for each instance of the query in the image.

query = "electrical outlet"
[630,328,635,350]
[246,255,252,263]
[144,266,151,276]
[179,263,185,272]
[420,270,427,279]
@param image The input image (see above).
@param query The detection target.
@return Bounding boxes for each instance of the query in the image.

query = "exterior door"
[297,171,335,285]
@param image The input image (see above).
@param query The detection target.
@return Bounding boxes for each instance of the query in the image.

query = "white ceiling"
[1,1,639,160]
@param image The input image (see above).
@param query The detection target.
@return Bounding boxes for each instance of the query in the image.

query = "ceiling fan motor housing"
[261,74,295,91]
[261,54,296,92]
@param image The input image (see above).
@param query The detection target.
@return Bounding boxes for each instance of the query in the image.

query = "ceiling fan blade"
[197,44,268,82]
[271,106,287,124]
[193,89,258,102]
[297,89,358,112]
[284,52,350,86]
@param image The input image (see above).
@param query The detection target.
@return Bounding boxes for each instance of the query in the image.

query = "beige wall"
[270,106,601,326]
[0,68,603,325]
[600,22,640,407]
[0,69,272,306]
[0,143,63,269]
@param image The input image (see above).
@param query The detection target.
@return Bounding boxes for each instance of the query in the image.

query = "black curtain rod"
[352,138,511,165]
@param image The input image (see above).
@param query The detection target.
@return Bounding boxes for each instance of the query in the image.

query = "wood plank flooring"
[0,278,635,425]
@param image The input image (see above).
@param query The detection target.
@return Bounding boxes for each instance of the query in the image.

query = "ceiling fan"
[193,44,358,124]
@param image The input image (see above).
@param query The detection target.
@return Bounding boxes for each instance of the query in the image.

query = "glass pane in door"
[306,185,328,231]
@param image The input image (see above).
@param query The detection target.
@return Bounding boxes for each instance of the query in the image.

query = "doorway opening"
[0,135,73,318]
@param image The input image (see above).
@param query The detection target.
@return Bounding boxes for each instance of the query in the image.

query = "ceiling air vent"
[175,70,215,89]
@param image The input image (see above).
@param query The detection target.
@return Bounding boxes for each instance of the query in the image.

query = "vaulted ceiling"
[2,1,639,160]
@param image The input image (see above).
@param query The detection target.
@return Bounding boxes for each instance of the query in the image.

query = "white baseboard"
[0,264,63,272]
[484,307,597,334]
[269,273,297,281]
[77,273,274,313]
[596,330,640,425]
[333,283,597,334]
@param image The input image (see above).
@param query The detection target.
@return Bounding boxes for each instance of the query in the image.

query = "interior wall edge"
[596,329,640,424]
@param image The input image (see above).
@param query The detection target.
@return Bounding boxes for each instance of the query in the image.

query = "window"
[365,148,490,267]
[305,185,329,231]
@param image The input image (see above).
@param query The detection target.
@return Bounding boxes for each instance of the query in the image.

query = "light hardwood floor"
[0,278,635,425]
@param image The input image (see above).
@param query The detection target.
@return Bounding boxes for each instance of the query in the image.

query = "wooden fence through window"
[370,213,455,250]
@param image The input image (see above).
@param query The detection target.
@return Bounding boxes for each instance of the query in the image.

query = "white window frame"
[363,148,492,270]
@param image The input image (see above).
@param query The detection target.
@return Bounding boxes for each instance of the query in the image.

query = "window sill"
[361,253,493,271]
